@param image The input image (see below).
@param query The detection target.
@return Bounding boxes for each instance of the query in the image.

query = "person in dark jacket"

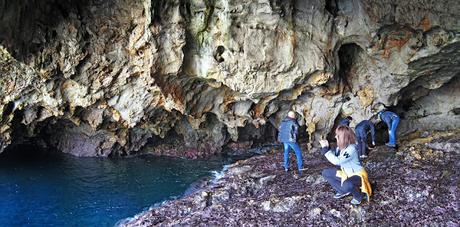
[319,125,372,205]
[378,110,400,147]
[339,116,353,126]
[355,120,376,158]
[278,111,303,174]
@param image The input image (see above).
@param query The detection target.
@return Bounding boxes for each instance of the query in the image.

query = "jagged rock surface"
[120,131,460,226]
[0,0,459,156]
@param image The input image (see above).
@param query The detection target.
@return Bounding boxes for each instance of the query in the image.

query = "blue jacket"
[355,120,375,142]
[339,118,351,126]
[378,111,399,128]
[278,117,299,143]
[321,144,364,176]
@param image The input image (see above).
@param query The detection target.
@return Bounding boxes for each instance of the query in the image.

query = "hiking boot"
[351,198,361,205]
[333,192,350,199]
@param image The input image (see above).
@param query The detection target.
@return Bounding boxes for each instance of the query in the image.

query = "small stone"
[258,175,276,187]
[309,207,322,217]
[330,209,341,218]
[227,165,253,176]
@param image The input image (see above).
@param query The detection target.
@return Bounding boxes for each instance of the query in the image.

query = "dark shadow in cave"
[146,130,184,152]
[337,43,364,93]
[1,102,14,123]
[0,0,90,61]
[236,120,308,148]
[325,0,338,17]
[1,107,60,157]
[237,122,278,146]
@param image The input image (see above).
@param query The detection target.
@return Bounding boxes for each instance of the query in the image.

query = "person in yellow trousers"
[319,125,372,205]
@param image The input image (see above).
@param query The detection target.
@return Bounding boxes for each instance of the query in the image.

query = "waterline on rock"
[0,145,249,226]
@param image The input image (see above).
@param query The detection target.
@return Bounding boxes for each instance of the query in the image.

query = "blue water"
[0,145,238,226]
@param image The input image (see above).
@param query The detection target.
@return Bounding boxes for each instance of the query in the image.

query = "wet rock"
[227,165,253,176]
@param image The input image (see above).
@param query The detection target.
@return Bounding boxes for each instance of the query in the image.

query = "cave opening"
[0,0,91,61]
[0,108,55,158]
[2,106,123,158]
[236,122,278,146]
[337,43,363,93]
[1,102,15,123]
[325,0,338,17]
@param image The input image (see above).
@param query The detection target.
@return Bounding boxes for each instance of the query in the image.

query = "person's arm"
[292,122,299,140]
[370,122,376,145]
[319,140,352,165]
[325,146,356,166]
[277,122,283,142]
[320,146,330,155]
[319,140,330,155]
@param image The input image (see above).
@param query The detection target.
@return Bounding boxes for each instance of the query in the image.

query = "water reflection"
[0,145,237,226]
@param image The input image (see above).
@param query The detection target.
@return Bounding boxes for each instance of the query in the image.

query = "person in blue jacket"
[278,111,303,175]
[378,110,400,148]
[355,120,376,158]
[339,116,353,126]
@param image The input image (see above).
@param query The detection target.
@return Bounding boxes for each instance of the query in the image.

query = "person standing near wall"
[355,119,376,158]
[278,111,303,176]
[378,110,400,148]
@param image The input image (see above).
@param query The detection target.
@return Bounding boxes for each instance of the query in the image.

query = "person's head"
[287,111,296,119]
[335,125,356,150]
[370,115,379,124]
[377,109,386,119]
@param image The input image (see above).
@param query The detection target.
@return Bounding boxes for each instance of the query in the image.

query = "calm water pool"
[0,145,239,226]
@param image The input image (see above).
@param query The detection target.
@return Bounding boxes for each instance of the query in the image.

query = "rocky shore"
[121,131,459,226]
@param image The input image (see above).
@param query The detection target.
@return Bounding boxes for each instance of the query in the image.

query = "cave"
[337,43,364,93]
[0,0,91,61]
[325,0,338,17]
[236,122,277,146]
[1,0,460,225]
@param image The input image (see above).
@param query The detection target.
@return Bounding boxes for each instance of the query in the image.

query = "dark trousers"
[322,168,363,200]
[356,135,367,156]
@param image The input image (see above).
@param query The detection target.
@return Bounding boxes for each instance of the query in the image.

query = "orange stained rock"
[381,30,413,58]
[418,16,431,32]
[357,86,374,107]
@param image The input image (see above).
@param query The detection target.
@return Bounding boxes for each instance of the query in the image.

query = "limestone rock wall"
[0,0,459,156]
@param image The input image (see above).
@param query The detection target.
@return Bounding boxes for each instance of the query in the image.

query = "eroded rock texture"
[0,0,459,156]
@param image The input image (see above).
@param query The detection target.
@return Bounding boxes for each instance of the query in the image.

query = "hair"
[335,125,356,150]
[346,116,353,120]
[287,111,296,119]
